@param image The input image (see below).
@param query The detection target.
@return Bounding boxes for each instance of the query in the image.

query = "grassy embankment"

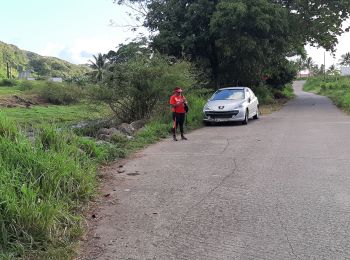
[0,80,110,125]
[0,79,294,259]
[304,76,350,113]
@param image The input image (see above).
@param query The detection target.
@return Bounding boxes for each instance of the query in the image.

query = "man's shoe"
[173,135,178,141]
[181,135,187,140]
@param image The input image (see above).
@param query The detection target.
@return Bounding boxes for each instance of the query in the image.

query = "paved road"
[83,81,350,259]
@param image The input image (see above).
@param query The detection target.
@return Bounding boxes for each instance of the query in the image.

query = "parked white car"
[203,87,259,125]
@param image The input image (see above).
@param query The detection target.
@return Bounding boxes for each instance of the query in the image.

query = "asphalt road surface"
[82,81,350,260]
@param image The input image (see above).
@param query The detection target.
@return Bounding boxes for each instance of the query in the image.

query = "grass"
[0,86,21,96]
[304,76,350,112]
[0,116,111,259]
[0,103,111,126]
[0,80,110,126]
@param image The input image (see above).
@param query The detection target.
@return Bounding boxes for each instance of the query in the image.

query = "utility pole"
[324,51,326,79]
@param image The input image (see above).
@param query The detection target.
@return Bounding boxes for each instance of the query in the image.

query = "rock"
[118,123,135,136]
[130,119,147,131]
[97,128,110,136]
[97,127,122,138]
[126,135,134,140]
[98,134,111,141]
[107,127,121,135]
[70,122,89,129]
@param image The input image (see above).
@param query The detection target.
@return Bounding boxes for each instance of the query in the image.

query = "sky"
[0,1,349,67]
[305,19,350,68]
[0,0,147,64]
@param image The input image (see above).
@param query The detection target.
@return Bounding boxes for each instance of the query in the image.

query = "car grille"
[205,110,239,118]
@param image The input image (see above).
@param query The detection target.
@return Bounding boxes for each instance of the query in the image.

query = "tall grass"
[0,79,17,87]
[304,76,350,112]
[0,115,116,258]
[18,80,85,105]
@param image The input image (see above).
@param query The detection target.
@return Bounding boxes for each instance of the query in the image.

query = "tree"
[28,57,51,77]
[118,0,350,87]
[339,52,350,66]
[106,37,151,64]
[88,53,107,82]
[327,64,340,76]
[93,54,195,122]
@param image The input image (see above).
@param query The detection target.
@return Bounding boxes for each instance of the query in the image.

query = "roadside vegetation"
[2,0,350,258]
[0,58,293,259]
[304,76,350,113]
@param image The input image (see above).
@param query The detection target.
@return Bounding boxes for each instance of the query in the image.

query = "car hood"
[205,100,245,111]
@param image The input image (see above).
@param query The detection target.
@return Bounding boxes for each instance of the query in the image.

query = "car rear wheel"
[253,106,259,119]
[242,109,248,125]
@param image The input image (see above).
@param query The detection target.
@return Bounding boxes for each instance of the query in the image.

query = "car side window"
[245,89,250,99]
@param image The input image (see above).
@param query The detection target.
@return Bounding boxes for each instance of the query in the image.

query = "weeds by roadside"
[0,115,117,259]
[304,76,350,112]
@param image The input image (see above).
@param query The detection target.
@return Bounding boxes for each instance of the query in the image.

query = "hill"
[0,41,91,79]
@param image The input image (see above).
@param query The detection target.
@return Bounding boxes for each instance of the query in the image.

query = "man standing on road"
[170,87,188,141]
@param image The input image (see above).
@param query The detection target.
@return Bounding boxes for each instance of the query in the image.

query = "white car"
[203,87,259,125]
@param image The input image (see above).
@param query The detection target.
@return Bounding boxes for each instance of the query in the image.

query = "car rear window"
[211,89,245,100]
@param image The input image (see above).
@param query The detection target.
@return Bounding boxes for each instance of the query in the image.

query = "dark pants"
[172,112,185,135]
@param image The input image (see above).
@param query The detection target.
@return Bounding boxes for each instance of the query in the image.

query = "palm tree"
[327,64,340,76]
[304,57,314,70]
[339,52,350,66]
[89,53,107,81]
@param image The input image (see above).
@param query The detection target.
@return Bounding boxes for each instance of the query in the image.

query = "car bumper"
[203,109,245,122]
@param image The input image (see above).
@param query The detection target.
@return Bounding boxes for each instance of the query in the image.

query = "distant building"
[340,67,350,76]
[49,77,63,83]
[18,70,32,79]
[297,69,312,78]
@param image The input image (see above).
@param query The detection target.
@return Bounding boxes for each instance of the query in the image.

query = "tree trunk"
[6,62,10,79]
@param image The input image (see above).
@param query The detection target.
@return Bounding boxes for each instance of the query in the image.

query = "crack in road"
[155,158,238,257]
[221,138,230,154]
[275,201,303,260]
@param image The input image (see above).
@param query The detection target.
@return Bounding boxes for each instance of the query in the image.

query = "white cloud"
[37,36,128,64]
[40,42,66,58]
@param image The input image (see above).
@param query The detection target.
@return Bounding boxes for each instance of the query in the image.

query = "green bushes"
[253,85,275,104]
[304,76,350,112]
[40,83,83,105]
[251,84,294,105]
[0,116,107,258]
[0,79,17,87]
[94,54,196,122]
[18,80,84,105]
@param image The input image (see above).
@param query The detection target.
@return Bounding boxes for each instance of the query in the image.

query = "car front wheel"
[253,106,259,119]
[242,109,248,125]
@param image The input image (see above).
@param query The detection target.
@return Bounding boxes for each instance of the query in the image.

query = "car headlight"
[234,104,244,109]
[204,105,211,110]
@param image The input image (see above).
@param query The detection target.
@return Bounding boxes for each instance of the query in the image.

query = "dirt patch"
[0,95,48,108]
[76,159,130,260]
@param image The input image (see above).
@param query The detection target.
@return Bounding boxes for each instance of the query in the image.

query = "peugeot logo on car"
[218,106,224,109]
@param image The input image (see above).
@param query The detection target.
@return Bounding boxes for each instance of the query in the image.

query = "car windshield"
[211,89,245,101]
